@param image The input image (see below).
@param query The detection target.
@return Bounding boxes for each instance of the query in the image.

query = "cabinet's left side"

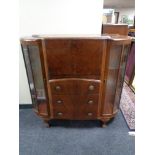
[20,38,50,118]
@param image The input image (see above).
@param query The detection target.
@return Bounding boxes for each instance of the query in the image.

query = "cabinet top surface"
[20,34,131,42]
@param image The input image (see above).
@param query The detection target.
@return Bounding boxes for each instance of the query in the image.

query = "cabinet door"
[71,40,103,76]
[22,45,38,110]
[45,39,104,79]
[102,43,130,115]
[113,45,130,112]
[22,45,48,116]
[102,44,123,114]
[45,39,73,78]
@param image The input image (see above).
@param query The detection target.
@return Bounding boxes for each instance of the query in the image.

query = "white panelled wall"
[19,0,104,104]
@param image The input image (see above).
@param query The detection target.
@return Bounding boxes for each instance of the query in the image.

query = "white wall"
[19,0,104,104]
[19,47,32,104]
[115,8,135,23]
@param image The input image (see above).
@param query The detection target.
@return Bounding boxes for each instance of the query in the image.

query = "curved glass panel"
[113,45,130,112]
[28,45,48,115]
[22,45,38,110]
[103,45,122,114]
[22,44,48,115]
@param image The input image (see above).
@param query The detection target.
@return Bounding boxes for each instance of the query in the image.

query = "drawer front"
[53,109,73,119]
[52,95,74,119]
[51,94,99,120]
[77,80,100,94]
[75,95,99,119]
[50,80,76,95]
[49,79,100,95]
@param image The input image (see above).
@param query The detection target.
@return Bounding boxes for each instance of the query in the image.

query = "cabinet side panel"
[113,45,130,112]
[21,45,38,111]
[102,43,123,115]
[27,45,49,116]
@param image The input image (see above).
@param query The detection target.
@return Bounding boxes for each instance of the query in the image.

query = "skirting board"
[19,104,32,109]
[128,131,135,136]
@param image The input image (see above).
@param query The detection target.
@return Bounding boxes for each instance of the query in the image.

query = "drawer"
[76,94,99,108]
[50,80,76,94]
[52,95,74,108]
[75,95,99,119]
[52,95,74,119]
[51,94,99,119]
[49,79,100,95]
[76,111,98,120]
[53,109,73,119]
[77,81,100,94]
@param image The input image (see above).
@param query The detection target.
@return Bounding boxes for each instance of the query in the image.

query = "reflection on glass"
[109,46,122,69]
[114,45,130,110]
[22,45,37,110]
[28,45,48,115]
[23,45,48,115]
[103,45,122,114]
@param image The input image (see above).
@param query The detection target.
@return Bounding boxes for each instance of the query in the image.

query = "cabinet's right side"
[100,38,131,122]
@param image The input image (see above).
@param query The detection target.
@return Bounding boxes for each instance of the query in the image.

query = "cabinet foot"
[100,117,111,128]
[44,120,51,128]
[102,122,107,128]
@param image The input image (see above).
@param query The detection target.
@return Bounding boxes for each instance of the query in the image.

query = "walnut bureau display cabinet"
[20,35,131,127]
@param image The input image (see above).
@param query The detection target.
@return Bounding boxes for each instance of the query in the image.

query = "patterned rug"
[120,83,135,130]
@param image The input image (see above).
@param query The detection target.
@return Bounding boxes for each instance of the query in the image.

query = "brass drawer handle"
[88,100,93,104]
[87,112,93,116]
[56,100,63,104]
[57,112,63,116]
[55,85,61,91]
[89,85,95,91]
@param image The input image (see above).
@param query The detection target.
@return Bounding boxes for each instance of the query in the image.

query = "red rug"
[120,83,135,130]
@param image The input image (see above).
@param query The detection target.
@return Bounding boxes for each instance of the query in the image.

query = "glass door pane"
[28,45,48,115]
[22,45,38,110]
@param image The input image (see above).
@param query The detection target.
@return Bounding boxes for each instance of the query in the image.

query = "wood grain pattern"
[49,79,100,95]
[20,35,131,126]
[102,24,129,36]
[45,39,103,78]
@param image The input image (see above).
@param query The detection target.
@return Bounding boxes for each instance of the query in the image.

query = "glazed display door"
[21,43,49,116]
